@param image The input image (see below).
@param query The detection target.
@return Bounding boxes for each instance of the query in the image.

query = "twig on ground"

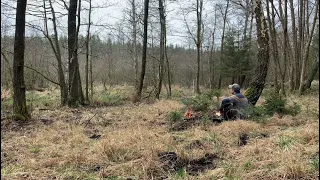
[84,112,98,128]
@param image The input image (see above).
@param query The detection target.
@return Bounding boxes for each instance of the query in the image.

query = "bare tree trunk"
[295,0,304,89]
[46,0,68,106]
[90,41,93,99]
[195,0,203,94]
[13,0,30,120]
[266,0,279,93]
[209,6,217,89]
[218,0,230,89]
[289,0,297,92]
[305,57,319,90]
[85,0,92,102]
[131,0,139,90]
[278,0,287,96]
[68,0,84,106]
[209,32,215,89]
[299,0,319,94]
[155,0,166,99]
[239,0,250,87]
[245,0,270,106]
[165,32,172,98]
[135,0,149,101]
[150,29,157,88]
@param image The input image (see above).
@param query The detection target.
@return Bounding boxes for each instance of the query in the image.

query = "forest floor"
[1,84,319,179]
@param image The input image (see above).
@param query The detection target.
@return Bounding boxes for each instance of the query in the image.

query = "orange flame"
[184,106,193,119]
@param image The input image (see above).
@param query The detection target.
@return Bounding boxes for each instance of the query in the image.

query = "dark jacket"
[219,93,249,119]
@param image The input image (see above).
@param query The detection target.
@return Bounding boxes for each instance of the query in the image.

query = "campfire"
[184,106,193,119]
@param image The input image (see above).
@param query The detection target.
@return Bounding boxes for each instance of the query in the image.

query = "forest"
[1,0,319,179]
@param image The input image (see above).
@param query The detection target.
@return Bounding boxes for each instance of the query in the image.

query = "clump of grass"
[221,161,238,179]
[174,168,186,179]
[57,164,97,179]
[243,160,253,171]
[1,165,25,176]
[276,135,297,150]
[100,140,140,163]
[1,96,13,111]
[94,92,127,106]
[167,111,183,122]
[202,133,222,154]
[309,154,319,173]
[29,146,41,154]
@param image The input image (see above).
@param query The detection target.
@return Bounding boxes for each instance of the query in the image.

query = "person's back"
[219,84,248,120]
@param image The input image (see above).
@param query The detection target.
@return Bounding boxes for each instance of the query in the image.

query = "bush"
[181,94,212,112]
[263,93,286,115]
[246,92,301,123]
[245,105,266,117]
[285,102,301,116]
[212,89,222,100]
[167,111,183,122]
[263,92,301,116]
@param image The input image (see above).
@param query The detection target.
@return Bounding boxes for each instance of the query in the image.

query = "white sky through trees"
[1,0,254,48]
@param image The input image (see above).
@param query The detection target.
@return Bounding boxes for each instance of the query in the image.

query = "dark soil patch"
[186,140,206,150]
[149,120,167,127]
[40,118,53,125]
[157,152,183,172]
[157,151,219,177]
[238,133,249,146]
[169,119,200,131]
[186,153,218,176]
[89,134,101,140]
[1,118,39,132]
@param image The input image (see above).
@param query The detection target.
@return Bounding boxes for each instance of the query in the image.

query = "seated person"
[219,84,249,120]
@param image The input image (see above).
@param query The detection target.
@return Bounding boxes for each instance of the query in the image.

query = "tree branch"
[24,65,60,86]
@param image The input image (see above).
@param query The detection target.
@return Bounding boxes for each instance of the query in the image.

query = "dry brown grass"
[1,85,319,179]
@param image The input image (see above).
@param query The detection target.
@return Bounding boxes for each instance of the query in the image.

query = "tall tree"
[135,0,150,101]
[181,0,203,94]
[155,0,166,99]
[130,0,139,91]
[195,0,203,94]
[289,0,298,92]
[13,0,30,120]
[244,0,270,105]
[218,0,230,89]
[85,0,92,102]
[68,0,84,106]
[299,0,319,94]
[44,0,68,105]
[209,6,217,89]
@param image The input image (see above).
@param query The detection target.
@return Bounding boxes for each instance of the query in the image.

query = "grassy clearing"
[1,85,319,179]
